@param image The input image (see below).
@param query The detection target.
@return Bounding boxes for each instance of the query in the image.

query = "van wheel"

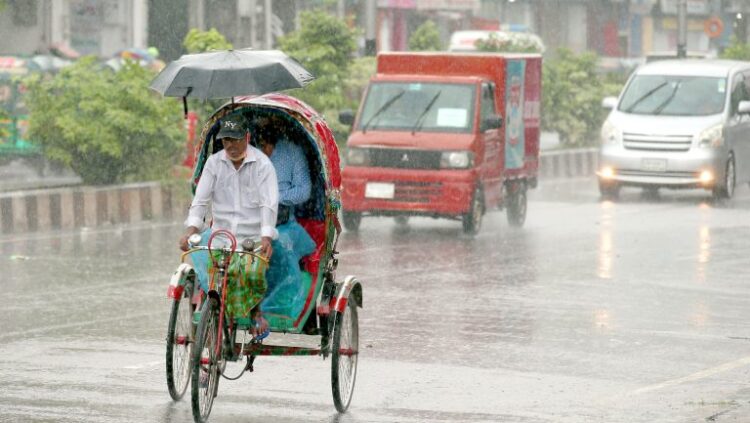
[712,156,735,200]
[462,187,483,236]
[342,211,361,232]
[599,181,620,200]
[506,183,527,228]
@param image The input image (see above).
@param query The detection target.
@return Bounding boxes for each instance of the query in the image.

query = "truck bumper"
[341,167,475,216]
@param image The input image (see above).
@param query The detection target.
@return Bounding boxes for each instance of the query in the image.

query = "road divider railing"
[0,182,188,235]
[0,148,599,235]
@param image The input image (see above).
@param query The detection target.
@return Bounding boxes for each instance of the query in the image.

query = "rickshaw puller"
[179,119,279,334]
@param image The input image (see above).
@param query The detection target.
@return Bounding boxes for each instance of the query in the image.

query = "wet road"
[1,178,750,423]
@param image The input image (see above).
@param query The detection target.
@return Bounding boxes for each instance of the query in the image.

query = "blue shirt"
[270,138,311,207]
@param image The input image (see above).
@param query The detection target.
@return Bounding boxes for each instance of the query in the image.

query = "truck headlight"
[698,124,723,148]
[346,148,370,166]
[601,120,620,146]
[440,151,473,169]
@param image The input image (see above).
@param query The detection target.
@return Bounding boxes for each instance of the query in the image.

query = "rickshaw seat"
[297,217,326,276]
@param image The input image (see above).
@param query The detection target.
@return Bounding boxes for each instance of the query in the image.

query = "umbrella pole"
[182,96,188,119]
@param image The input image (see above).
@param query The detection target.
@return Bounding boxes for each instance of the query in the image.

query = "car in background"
[598,59,750,200]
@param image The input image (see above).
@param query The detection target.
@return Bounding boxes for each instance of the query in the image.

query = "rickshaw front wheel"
[166,280,195,401]
[331,291,359,413]
[191,298,221,423]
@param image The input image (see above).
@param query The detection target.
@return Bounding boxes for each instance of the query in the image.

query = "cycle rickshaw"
[163,93,362,422]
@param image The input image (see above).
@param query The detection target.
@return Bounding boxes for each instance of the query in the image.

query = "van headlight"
[698,124,723,148]
[601,120,620,146]
[440,151,473,169]
[346,147,370,166]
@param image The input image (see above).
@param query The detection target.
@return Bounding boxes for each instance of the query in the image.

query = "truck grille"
[623,133,692,152]
[369,148,442,170]
[393,181,442,203]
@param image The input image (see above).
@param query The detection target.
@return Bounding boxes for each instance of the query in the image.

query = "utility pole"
[365,0,376,56]
[677,0,687,58]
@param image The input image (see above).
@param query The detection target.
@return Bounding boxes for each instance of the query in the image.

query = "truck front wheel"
[462,187,483,236]
[506,182,527,228]
[342,211,362,232]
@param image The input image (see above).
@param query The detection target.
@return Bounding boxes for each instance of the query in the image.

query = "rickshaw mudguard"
[331,275,363,313]
[167,263,195,299]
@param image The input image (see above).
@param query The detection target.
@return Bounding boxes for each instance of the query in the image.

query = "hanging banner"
[505,60,526,170]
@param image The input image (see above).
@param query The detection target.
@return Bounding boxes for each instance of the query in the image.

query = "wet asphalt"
[1,178,749,423]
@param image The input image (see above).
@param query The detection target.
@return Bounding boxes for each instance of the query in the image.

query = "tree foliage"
[408,20,443,51]
[23,57,184,185]
[183,28,233,54]
[542,49,623,147]
[278,9,358,142]
[720,37,750,61]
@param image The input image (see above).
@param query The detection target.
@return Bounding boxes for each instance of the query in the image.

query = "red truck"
[339,52,541,235]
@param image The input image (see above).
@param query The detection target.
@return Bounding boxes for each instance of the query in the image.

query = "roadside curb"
[539,148,598,179]
[0,148,598,235]
[0,182,188,235]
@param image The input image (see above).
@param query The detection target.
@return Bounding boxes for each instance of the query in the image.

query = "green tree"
[476,32,543,53]
[183,28,233,54]
[720,37,750,61]
[278,9,358,142]
[542,49,622,147]
[23,57,184,185]
[408,20,443,51]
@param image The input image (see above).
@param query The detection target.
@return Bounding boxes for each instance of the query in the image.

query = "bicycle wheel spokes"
[192,298,220,423]
[331,295,359,413]
[167,286,194,400]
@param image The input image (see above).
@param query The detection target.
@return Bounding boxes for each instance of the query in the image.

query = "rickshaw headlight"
[188,233,202,246]
[346,148,370,166]
[440,151,473,169]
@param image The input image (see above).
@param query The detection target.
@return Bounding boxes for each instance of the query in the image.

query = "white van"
[598,59,750,200]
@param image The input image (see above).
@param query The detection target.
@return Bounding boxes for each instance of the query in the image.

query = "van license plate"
[365,182,395,199]
[641,158,667,172]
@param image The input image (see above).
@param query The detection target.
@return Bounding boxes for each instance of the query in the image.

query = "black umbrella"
[149,48,315,101]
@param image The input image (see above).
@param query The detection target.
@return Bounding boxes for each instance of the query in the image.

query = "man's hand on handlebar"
[179,226,200,252]
[260,236,273,259]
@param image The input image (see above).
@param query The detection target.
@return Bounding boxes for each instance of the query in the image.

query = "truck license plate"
[365,182,395,199]
[641,158,667,172]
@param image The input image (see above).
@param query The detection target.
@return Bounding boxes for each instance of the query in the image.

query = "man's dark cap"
[217,120,246,139]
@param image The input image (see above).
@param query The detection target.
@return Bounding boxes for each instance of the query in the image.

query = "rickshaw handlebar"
[180,244,268,264]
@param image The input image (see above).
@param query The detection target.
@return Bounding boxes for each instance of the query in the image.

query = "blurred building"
[0,0,148,58]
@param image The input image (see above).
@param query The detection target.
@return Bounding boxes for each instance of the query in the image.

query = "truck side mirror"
[602,97,618,109]
[481,115,502,132]
[738,101,750,115]
[339,109,355,126]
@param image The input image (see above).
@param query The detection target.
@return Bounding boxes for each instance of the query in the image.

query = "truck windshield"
[358,82,475,132]
[618,75,726,116]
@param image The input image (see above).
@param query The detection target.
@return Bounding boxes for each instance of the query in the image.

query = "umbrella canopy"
[149,49,315,100]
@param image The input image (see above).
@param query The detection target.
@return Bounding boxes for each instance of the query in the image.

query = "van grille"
[369,148,442,170]
[393,181,442,203]
[623,133,692,152]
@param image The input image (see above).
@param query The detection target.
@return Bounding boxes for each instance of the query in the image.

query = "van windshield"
[618,75,726,116]
[358,82,475,132]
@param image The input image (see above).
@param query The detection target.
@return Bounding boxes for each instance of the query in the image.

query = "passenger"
[179,118,278,335]
[257,115,316,320]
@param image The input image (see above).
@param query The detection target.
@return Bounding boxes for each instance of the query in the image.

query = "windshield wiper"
[652,81,682,115]
[362,90,405,133]
[623,81,668,113]
[411,91,442,135]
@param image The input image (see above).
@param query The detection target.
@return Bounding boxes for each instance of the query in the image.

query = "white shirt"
[185,146,279,239]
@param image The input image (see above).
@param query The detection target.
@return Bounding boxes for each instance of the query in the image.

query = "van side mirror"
[738,101,750,115]
[481,115,502,132]
[339,109,355,126]
[602,97,618,109]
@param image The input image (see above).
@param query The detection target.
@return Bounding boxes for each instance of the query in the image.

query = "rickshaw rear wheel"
[342,211,362,232]
[191,298,220,423]
[331,292,359,413]
[166,280,195,401]
[462,187,483,235]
